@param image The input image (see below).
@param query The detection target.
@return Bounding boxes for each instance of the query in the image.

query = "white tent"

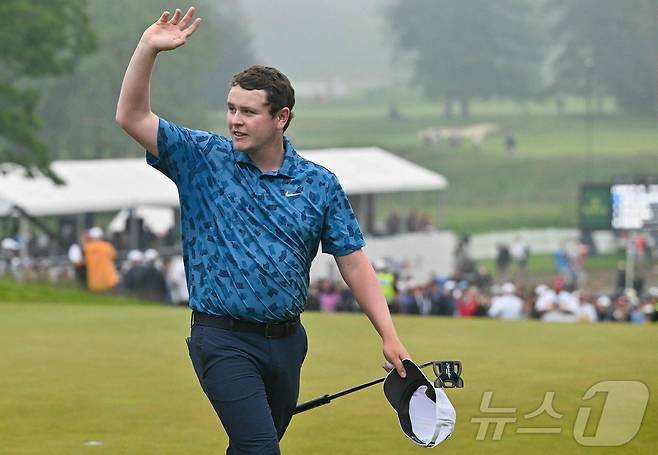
[0,197,12,217]
[300,147,447,194]
[108,206,175,237]
[0,147,447,217]
[0,159,177,216]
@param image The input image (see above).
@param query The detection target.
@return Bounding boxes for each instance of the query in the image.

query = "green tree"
[387,0,545,118]
[0,0,96,180]
[547,0,658,115]
[37,0,254,159]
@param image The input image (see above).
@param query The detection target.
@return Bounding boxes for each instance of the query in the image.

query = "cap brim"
[384,359,433,410]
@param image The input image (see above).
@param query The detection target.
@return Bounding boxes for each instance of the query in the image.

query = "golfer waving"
[116,6,409,454]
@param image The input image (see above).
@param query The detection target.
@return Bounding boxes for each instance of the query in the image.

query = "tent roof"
[0,147,447,217]
[0,159,178,216]
[300,147,447,194]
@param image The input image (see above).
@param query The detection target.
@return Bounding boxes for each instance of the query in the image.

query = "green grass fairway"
[1,299,656,454]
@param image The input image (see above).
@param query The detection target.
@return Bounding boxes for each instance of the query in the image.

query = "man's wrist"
[382,332,401,345]
[136,38,160,57]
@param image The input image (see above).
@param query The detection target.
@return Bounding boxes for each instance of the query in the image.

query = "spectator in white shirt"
[488,282,524,320]
[166,255,189,306]
[535,276,579,322]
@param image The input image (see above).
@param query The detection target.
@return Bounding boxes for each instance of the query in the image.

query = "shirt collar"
[234,137,298,178]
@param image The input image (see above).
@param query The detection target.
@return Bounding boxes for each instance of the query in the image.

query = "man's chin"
[233,140,252,153]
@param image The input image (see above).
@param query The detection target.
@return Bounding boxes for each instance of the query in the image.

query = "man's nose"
[230,112,244,125]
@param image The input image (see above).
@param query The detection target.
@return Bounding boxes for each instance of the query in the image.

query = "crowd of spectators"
[307,247,658,324]
[383,210,435,236]
[2,227,657,324]
[1,227,188,306]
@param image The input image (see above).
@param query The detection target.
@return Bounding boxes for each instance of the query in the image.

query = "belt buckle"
[264,323,279,339]
[265,320,297,339]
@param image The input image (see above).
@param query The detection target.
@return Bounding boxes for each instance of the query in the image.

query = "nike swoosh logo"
[285,191,303,197]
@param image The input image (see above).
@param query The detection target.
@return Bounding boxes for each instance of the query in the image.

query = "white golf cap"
[127,250,144,262]
[501,282,516,294]
[89,227,104,239]
[384,359,456,448]
[144,248,159,262]
[535,284,549,296]
[443,280,456,291]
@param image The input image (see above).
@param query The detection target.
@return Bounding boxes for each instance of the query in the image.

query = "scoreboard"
[579,178,658,231]
[611,181,658,230]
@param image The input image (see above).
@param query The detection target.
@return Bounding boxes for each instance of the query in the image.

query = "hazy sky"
[236,0,407,91]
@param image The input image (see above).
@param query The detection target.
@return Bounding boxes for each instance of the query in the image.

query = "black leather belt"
[192,311,299,339]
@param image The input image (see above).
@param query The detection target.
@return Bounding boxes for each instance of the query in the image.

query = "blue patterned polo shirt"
[147,118,365,322]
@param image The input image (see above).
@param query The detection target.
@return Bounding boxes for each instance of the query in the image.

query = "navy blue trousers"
[187,321,307,454]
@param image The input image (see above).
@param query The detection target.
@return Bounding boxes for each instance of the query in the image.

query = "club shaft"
[294,361,435,414]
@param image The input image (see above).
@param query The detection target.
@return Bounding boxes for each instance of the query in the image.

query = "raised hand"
[140,7,202,52]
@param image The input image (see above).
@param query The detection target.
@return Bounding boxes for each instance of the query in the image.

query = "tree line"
[387,0,658,118]
[2,0,658,176]
[1,0,253,177]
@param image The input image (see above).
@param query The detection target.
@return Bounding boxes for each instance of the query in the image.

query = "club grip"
[294,394,331,414]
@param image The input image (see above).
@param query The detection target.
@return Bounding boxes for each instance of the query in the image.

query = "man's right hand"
[116,7,201,155]
[140,7,202,52]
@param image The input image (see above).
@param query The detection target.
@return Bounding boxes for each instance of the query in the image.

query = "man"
[166,254,189,306]
[509,235,529,274]
[488,282,524,320]
[534,276,578,323]
[116,7,409,454]
[84,227,119,292]
[68,230,89,288]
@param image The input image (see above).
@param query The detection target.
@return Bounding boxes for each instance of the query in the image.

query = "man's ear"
[276,107,291,129]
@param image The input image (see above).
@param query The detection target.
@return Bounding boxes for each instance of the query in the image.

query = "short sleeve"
[146,117,229,185]
[321,174,366,256]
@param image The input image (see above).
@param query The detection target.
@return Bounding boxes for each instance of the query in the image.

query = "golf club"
[294,360,463,414]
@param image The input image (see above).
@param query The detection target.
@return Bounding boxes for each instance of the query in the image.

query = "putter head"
[432,360,464,388]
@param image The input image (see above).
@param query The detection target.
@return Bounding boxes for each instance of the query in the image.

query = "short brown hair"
[231,65,295,131]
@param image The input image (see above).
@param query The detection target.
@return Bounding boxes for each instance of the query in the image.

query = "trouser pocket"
[187,328,209,396]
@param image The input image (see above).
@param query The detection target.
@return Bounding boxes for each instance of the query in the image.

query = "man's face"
[226,85,287,153]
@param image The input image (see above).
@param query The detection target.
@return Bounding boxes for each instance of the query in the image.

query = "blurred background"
[1,0,657,320]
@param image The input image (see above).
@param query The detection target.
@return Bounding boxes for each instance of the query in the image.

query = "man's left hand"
[382,337,410,378]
